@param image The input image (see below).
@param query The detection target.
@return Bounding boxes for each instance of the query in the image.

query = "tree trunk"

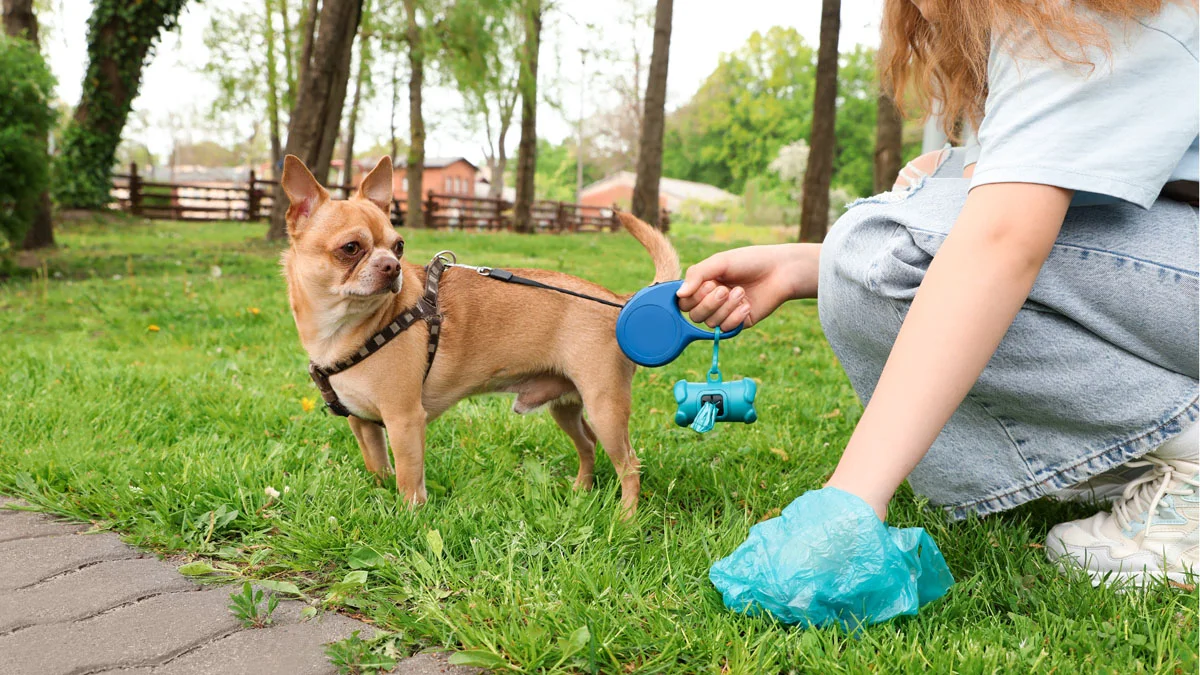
[2,0,36,41]
[341,13,370,191]
[512,0,541,233]
[296,0,320,91]
[279,0,297,108]
[486,86,516,199]
[4,0,53,249]
[404,0,425,229]
[389,54,400,160]
[264,0,283,178]
[874,92,903,194]
[53,0,188,209]
[632,0,672,229]
[799,0,839,242]
[266,0,362,240]
[314,6,357,183]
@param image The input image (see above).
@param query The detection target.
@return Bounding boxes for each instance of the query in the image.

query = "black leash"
[449,261,625,309]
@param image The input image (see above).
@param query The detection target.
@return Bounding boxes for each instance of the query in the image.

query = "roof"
[580,171,737,203]
[393,156,478,171]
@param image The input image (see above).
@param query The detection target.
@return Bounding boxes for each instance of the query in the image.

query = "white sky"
[43,0,884,164]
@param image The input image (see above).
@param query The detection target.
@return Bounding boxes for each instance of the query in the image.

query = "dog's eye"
[340,242,360,256]
[392,240,404,257]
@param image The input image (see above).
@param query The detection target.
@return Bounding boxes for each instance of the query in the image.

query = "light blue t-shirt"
[963,3,1199,208]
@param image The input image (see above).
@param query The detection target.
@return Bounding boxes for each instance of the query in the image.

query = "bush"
[0,35,55,248]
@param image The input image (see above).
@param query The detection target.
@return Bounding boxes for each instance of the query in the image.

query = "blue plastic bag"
[709,487,954,629]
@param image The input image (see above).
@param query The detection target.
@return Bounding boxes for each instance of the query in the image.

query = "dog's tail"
[616,211,680,284]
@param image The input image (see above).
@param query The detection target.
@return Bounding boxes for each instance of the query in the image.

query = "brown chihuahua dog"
[280,154,679,515]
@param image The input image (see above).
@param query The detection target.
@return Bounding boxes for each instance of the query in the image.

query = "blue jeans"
[818,149,1199,519]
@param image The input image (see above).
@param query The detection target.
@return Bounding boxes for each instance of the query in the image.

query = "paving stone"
[153,606,371,675]
[0,509,89,542]
[93,652,480,675]
[392,653,482,675]
[0,532,137,591]
[0,587,241,675]
[0,557,197,633]
[0,499,479,675]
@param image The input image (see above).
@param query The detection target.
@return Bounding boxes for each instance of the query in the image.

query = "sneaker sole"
[1046,537,1197,588]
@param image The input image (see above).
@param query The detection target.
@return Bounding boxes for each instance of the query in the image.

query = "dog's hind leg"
[550,399,598,490]
[348,416,391,480]
[578,379,640,517]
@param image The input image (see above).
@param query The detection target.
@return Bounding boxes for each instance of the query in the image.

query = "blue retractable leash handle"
[616,280,757,431]
[615,280,742,367]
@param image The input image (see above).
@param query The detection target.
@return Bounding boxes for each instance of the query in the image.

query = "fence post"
[424,190,437,229]
[247,169,259,221]
[129,162,142,216]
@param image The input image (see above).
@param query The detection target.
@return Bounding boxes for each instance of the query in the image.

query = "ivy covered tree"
[3,0,54,249]
[54,0,189,209]
[0,34,56,248]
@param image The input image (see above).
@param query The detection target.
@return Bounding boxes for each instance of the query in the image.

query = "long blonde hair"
[880,0,1173,138]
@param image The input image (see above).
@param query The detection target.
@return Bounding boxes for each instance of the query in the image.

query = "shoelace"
[1111,455,1200,536]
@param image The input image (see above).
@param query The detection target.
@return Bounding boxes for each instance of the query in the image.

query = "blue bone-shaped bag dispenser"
[674,372,758,427]
[616,280,758,431]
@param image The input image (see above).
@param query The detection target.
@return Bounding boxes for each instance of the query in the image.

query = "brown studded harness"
[307,253,448,423]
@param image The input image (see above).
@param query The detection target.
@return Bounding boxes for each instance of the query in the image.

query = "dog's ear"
[281,155,329,237]
[355,156,394,215]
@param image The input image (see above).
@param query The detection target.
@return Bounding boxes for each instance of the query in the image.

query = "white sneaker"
[1046,452,1199,587]
[1051,463,1150,504]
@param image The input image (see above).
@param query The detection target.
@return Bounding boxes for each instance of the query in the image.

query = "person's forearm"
[825,184,1071,519]
[788,243,821,300]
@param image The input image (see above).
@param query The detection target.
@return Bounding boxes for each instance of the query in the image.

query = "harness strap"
[307,255,448,423]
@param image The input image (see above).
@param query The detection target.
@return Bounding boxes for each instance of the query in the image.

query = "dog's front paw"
[400,485,428,508]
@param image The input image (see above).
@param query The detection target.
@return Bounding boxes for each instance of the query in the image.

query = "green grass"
[1,214,1195,674]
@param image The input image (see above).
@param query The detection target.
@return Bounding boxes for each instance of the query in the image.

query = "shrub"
[0,35,56,248]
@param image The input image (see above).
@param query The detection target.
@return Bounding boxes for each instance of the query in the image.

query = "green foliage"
[2,218,1195,673]
[228,581,279,628]
[53,0,189,209]
[0,36,56,248]
[662,30,885,200]
[326,631,398,675]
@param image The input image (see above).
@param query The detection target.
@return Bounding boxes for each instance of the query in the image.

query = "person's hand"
[676,244,819,331]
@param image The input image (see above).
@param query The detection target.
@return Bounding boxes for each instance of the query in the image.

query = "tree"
[3,0,53,250]
[340,0,373,189]
[203,1,294,176]
[631,0,672,229]
[661,28,817,194]
[874,92,904,193]
[0,33,55,249]
[263,0,283,174]
[53,0,189,209]
[266,0,362,240]
[443,2,521,199]
[799,0,839,242]
[403,0,425,228]
[512,0,542,233]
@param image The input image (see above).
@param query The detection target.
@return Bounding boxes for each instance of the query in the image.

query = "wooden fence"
[111,163,669,233]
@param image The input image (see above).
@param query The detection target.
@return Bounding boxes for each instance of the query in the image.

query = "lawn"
[1,214,1195,674]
